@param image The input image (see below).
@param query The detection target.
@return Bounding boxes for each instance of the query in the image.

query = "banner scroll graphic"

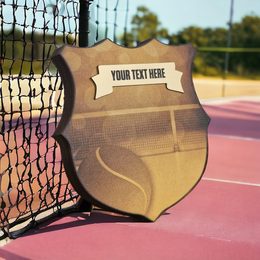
[92,62,183,99]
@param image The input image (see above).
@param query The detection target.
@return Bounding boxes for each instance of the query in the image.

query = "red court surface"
[1,97,260,260]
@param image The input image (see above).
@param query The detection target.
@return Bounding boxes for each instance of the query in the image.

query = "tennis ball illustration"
[77,145,153,218]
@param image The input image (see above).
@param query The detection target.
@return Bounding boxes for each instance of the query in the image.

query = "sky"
[3,0,260,41]
[127,0,260,33]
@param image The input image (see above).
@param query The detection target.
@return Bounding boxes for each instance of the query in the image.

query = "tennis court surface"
[0,96,260,260]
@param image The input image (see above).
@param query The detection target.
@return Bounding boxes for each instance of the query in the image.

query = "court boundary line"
[203,177,260,187]
[201,95,260,105]
[210,133,260,142]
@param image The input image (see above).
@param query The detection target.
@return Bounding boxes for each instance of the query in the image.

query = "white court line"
[201,95,260,105]
[210,133,260,142]
[203,177,260,187]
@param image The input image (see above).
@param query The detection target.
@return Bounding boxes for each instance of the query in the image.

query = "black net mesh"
[90,0,129,44]
[0,0,129,239]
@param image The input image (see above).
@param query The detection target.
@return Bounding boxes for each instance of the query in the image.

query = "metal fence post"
[222,0,234,97]
[79,0,93,47]
[77,0,94,213]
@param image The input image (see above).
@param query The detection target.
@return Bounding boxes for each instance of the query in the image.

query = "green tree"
[126,6,170,45]
[171,26,227,76]
[1,26,75,74]
[124,5,260,77]
[172,26,209,47]
[230,16,260,74]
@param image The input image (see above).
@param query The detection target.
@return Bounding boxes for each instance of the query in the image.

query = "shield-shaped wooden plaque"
[52,39,210,221]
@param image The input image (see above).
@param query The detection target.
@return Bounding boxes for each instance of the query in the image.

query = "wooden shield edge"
[51,39,211,221]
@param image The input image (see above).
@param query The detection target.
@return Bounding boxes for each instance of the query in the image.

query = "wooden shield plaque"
[52,39,210,221]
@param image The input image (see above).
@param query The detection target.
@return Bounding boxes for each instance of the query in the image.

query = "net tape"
[0,0,129,239]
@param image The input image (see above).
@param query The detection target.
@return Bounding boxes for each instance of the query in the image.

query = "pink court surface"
[1,96,260,260]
